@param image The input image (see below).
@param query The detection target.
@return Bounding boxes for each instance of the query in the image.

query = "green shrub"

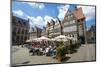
[56,43,68,62]
[56,45,66,56]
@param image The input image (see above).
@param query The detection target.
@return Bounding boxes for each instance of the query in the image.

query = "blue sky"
[12,1,96,29]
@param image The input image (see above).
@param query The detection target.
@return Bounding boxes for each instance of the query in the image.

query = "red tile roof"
[72,7,85,20]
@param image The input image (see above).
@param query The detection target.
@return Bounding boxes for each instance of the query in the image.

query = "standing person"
[45,46,50,56]
[42,46,46,55]
[38,46,43,55]
[31,45,35,56]
[49,45,56,56]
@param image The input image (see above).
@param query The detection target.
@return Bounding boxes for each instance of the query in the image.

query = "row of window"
[66,33,77,38]
[66,15,73,20]
[64,20,76,26]
[12,35,28,44]
[13,27,28,35]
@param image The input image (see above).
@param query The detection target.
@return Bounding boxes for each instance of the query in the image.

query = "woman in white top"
[45,47,50,56]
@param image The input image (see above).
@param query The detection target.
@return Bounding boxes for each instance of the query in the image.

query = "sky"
[12,1,96,30]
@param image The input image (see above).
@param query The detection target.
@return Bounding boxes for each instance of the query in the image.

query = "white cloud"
[13,10,24,16]
[27,16,44,28]
[77,6,95,21]
[33,16,44,26]
[44,15,56,25]
[23,2,45,9]
[57,5,69,20]
[44,16,53,25]
[27,15,56,28]
[27,16,35,26]
[38,4,45,9]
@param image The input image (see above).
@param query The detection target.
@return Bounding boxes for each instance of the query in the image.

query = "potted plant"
[56,44,66,62]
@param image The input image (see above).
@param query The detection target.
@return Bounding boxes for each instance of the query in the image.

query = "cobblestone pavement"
[11,44,96,66]
[66,44,96,62]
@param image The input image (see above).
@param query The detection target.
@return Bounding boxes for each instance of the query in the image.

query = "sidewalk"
[66,44,96,62]
[12,46,58,65]
[12,44,96,65]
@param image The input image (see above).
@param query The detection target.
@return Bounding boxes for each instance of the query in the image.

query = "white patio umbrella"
[54,35,68,42]
[54,35,66,39]
[38,36,51,41]
[53,35,69,46]
[26,39,33,43]
[32,38,41,42]
[26,40,30,42]
[56,38,68,42]
[51,38,56,41]
[37,36,51,46]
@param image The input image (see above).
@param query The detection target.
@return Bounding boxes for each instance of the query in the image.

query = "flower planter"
[56,55,66,62]
[57,56,62,62]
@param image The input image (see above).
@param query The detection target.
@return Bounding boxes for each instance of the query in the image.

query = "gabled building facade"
[29,26,42,39]
[45,7,86,43]
[12,16,30,45]
[62,7,85,43]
